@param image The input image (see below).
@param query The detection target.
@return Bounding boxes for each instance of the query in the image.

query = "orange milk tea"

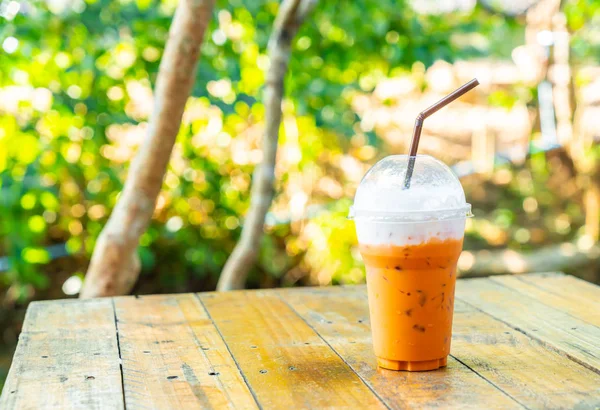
[350,154,470,371]
[359,235,463,371]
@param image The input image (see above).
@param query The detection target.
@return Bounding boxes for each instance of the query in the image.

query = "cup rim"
[348,204,472,223]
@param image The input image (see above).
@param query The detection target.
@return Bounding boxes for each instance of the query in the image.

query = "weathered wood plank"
[494,272,600,326]
[199,291,386,409]
[521,272,600,301]
[286,285,600,407]
[6,274,600,409]
[0,299,124,410]
[457,277,600,374]
[452,299,600,408]
[281,286,523,409]
[114,294,257,409]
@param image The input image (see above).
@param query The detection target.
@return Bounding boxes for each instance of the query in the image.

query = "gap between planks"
[456,276,600,376]
[502,273,600,327]
[198,290,387,408]
[0,299,125,409]
[448,356,526,409]
[455,296,600,376]
[193,293,263,410]
[280,284,600,409]
[274,287,525,409]
[274,293,392,410]
[110,298,127,410]
[111,298,127,410]
[113,293,258,409]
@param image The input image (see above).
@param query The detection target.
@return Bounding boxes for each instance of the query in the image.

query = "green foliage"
[565,0,600,62]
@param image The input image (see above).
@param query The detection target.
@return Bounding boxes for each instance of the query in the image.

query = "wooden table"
[2,272,599,409]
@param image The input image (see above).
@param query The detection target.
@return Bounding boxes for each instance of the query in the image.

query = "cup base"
[377,356,447,371]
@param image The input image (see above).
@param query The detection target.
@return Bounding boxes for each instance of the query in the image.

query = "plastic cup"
[350,155,471,371]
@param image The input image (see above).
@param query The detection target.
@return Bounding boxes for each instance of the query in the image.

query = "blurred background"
[1,0,599,387]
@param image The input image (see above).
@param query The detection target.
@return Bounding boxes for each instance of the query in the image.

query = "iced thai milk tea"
[350,155,470,371]
[359,225,464,370]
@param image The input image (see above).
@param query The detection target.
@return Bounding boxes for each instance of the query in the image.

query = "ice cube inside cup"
[350,154,471,371]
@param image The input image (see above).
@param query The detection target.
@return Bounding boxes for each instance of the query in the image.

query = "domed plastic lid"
[349,155,471,222]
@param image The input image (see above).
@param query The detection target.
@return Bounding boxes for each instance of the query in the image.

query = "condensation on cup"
[350,154,472,371]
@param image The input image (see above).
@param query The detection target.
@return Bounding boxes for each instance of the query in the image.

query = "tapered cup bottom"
[377,356,447,371]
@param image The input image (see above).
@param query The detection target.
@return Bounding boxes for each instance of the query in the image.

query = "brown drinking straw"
[403,78,480,189]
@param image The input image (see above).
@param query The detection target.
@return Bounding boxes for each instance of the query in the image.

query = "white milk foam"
[355,218,465,246]
[354,184,465,215]
[352,155,469,246]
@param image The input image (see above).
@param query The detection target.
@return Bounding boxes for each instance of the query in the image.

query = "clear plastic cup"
[350,155,471,371]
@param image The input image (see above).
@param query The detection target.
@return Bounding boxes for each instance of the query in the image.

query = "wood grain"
[0,299,124,409]
[113,294,257,409]
[452,299,600,408]
[494,272,600,325]
[199,291,386,409]
[280,286,523,409]
[7,274,600,409]
[456,277,600,374]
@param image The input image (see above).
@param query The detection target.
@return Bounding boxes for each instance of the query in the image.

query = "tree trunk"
[80,0,215,298]
[217,0,317,291]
